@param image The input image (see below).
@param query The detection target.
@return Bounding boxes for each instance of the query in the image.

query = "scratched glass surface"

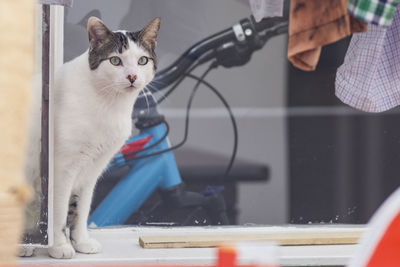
[22,5,49,245]
[58,0,400,229]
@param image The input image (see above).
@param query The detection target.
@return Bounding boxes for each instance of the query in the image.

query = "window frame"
[22,4,63,246]
[30,3,367,248]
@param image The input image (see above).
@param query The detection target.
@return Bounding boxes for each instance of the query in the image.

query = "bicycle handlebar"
[151,16,288,91]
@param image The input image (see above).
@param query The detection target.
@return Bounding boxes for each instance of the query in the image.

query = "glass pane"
[61,0,400,228]
[23,4,49,245]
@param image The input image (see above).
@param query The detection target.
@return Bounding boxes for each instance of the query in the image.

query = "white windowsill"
[19,225,364,266]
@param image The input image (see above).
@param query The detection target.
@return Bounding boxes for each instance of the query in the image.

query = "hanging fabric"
[249,0,284,22]
[348,0,400,27]
[336,6,400,112]
[288,0,367,71]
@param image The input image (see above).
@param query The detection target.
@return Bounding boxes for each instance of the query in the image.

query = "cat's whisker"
[96,84,119,93]
[144,86,159,106]
[148,81,169,97]
[146,82,159,93]
[94,80,128,86]
[94,83,131,109]
[96,82,132,97]
[95,82,128,91]
[144,84,159,102]
[142,87,151,115]
[148,80,168,92]
[146,83,170,105]
[150,78,168,88]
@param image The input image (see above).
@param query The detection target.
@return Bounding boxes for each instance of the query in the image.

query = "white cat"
[23,16,160,259]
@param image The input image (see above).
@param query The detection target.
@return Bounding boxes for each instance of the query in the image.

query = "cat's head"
[87,17,160,94]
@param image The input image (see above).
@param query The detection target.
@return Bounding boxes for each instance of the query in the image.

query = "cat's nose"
[127,74,137,84]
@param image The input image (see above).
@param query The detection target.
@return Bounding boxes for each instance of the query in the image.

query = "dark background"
[288,38,400,224]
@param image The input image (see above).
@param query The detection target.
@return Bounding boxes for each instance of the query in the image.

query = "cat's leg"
[69,152,117,254]
[69,179,101,254]
[48,171,75,259]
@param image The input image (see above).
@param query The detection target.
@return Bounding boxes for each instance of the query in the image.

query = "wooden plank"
[139,231,363,248]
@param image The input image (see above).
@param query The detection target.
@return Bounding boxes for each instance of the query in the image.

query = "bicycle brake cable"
[185,73,238,179]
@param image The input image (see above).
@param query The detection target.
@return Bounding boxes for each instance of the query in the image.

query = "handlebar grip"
[251,16,288,33]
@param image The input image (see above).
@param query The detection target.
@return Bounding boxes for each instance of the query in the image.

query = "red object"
[366,211,400,267]
[216,246,278,267]
[217,246,237,267]
[120,136,152,161]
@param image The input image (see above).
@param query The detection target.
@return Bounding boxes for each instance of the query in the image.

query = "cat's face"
[87,17,160,94]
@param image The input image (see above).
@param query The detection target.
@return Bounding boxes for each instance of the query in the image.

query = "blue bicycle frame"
[89,122,182,226]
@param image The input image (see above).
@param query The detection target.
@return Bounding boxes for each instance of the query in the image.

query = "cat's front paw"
[48,243,75,259]
[72,238,102,254]
[18,246,35,257]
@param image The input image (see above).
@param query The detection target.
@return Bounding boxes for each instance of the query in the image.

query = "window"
[24,0,400,245]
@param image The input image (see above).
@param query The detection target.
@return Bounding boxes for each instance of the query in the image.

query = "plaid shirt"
[335,6,400,112]
[348,0,399,27]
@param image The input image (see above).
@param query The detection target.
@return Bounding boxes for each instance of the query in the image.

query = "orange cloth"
[288,0,368,71]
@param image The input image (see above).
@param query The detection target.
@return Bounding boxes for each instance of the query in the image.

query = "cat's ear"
[139,18,161,50]
[87,17,113,49]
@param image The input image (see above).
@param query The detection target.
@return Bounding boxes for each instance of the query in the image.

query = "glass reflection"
[60,0,400,227]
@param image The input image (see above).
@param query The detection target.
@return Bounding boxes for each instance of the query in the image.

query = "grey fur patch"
[67,194,79,229]
[115,32,129,53]
[62,225,69,240]
[138,36,158,71]
[88,32,129,70]
[126,31,158,71]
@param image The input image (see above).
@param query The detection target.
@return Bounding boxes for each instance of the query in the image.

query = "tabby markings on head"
[87,18,159,71]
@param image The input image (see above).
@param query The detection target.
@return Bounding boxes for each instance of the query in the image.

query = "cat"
[22,16,161,259]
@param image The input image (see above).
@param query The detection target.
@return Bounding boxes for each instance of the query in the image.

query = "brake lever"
[213,17,288,69]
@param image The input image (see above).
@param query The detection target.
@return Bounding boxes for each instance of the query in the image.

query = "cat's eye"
[138,56,149,65]
[109,56,122,66]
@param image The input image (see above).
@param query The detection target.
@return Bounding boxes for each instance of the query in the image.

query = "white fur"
[47,39,155,259]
